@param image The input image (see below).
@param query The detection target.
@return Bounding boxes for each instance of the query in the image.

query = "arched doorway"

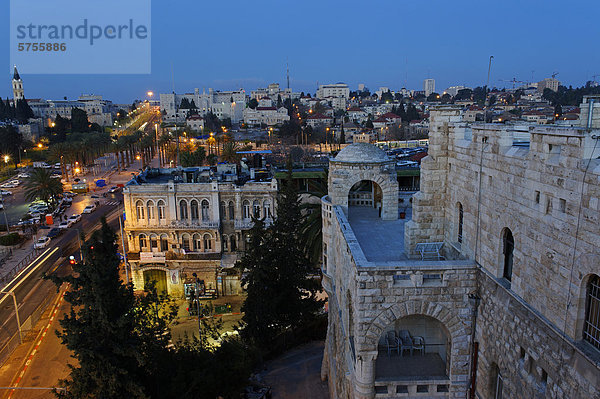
[375,314,451,381]
[143,269,168,294]
[348,180,383,217]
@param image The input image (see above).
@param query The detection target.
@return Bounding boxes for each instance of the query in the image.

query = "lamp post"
[1,190,9,233]
[0,291,22,343]
[73,228,84,262]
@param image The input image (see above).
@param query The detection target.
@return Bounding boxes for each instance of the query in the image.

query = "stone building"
[123,165,277,298]
[321,106,600,398]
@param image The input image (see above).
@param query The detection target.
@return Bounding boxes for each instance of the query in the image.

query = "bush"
[0,233,23,246]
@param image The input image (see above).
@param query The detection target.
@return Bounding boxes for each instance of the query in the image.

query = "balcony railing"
[234,218,273,230]
[170,219,220,229]
[374,379,450,397]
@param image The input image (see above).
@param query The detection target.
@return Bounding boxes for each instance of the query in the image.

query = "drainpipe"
[587,99,595,130]
[467,292,481,399]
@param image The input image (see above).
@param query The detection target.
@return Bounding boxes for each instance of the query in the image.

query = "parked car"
[17,173,30,178]
[28,210,44,219]
[108,186,120,193]
[82,204,96,214]
[63,191,76,198]
[58,220,72,229]
[34,236,51,249]
[47,228,63,239]
[67,214,81,224]
[0,190,12,196]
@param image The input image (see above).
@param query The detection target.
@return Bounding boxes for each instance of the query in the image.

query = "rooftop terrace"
[347,207,410,262]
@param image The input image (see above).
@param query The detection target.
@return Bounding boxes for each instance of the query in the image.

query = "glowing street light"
[147,91,154,97]
[37,143,43,148]
[3,155,9,164]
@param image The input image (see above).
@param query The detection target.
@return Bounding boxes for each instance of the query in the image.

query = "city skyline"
[1,0,599,102]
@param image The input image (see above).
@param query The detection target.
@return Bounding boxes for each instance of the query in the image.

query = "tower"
[12,66,24,101]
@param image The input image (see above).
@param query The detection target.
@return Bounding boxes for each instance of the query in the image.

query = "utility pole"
[1,192,9,233]
[119,212,129,283]
[1,291,22,343]
[192,272,202,340]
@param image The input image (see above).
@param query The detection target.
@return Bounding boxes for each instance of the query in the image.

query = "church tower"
[12,66,24,101]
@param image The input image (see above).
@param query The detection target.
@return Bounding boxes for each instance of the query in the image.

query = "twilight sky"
[1,0,599,103]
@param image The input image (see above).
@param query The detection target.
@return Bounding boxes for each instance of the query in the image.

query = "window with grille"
[584,275,600,350]
[502,229,514,282]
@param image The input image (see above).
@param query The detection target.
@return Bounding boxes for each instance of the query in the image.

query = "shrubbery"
[0,233,23,246]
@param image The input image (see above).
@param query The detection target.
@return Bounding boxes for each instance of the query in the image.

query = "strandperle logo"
[10,0,151,74]
[15,19,149,46]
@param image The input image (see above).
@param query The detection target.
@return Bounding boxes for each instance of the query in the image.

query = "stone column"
[354,352,377,399]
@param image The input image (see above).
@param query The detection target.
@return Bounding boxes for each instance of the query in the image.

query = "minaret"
[12,66,24,101]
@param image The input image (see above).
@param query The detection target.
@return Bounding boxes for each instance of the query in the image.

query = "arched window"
[160,234,169,251]
[192,233,201,251]
[223,234,228,251]
[228,201,235,220]
[190,200,199,220]
[584,275,600,350]
[230,235,237,251]
[179,200,188,220]
[253,200,261,218]
[139,234,147,250]
[181,233,191,252]
[203,234,212,251]
[136,200,145,220]
[157,200,166,220]
[220,201,227,219]
[201,200,210,221]
[149,234,158,250]
[147,200,155,220]
[502,228,514,281]
[242,200,251,219]
[263,200,271,219]
[457,203,463,244]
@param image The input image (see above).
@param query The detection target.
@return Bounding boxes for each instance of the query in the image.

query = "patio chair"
[399,330,414,356]
[385,331,400,357]
[412,336,425,356]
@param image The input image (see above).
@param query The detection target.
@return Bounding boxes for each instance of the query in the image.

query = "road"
[0,193,124,361]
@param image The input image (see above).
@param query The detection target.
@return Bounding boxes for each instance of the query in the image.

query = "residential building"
[123,165,278,297]
[347,107,368,124]
[243,106,290,126]
[186,115,205,131]
[317,83,350,99]
[306,113,334,128]
[160,88,246,124]
[537,77,560,93]
[424,78,436,96]
[443,85,467,97]
[321,105,600,398]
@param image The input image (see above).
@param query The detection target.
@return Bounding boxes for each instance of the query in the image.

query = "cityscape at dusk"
[0,1,598,398]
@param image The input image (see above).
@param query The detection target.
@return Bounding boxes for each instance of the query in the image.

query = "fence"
[0,284,66,367]
[0,248,42,289]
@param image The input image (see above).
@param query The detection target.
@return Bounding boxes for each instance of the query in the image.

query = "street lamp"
[192,272,202,339]
[3,155,9,164]
[0,291,22,343]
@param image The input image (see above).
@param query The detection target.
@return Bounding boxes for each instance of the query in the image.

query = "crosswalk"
[104,201,120,206]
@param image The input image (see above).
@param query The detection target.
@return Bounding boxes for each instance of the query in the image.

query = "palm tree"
[24,168,64,207]
[221,141,240,164]
[299,172,328,266]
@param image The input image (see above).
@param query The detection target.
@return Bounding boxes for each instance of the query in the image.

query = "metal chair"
[385,331,399,357]
[399,330,414,356]
[412,336,425,356]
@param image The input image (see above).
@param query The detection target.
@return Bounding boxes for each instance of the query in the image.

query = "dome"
[333,143,390,163]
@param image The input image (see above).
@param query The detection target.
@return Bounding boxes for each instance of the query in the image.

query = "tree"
[427,92,441,102]
[396,101,407,121]
[221,141,239,164]
[247,98,258,109]
[180,146,206,167]
[365,118,374,129]
[0,125,23,166]
[299,171,328,265]
[455,88,473,101]
[405,103,420,121]
[206,153,218,166]
[71,108,89,132]
[239,161,323,348]
[15,98,34,123]
[49,220,146,398]
[24,167,64,206]
[380,91,394,103]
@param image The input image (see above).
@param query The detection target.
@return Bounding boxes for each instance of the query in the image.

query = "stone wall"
[475,270,600,399]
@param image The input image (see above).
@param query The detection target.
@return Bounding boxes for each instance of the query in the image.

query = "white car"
[34,236,51,249]
[17,173,30,178]
[58,220,73,229]
[0,190,12,196]
[82,204,96,214]
[67,214,81,223]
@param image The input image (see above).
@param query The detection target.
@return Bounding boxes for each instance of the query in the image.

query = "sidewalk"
[0,239,43,288]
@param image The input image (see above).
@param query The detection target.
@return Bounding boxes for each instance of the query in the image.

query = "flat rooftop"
[347,207,410,262]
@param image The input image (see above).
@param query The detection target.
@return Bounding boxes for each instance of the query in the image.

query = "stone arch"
[332,167,398,220]
[363,300,467,353]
